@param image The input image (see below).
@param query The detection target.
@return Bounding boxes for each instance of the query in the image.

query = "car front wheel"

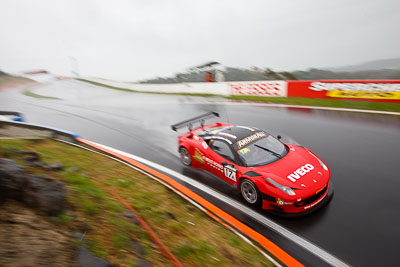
[179,147,192,166]
[240,179,261,206]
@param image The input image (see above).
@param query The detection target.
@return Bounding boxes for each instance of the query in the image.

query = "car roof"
[199,125,266,148]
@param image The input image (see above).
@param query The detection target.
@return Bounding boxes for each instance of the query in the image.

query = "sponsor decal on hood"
[287,164,314,182]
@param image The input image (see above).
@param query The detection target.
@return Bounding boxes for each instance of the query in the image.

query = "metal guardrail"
[0,120,80,143]
[0,111,25,122]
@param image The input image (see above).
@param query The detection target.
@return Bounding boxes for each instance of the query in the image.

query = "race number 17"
[224,166,237,182]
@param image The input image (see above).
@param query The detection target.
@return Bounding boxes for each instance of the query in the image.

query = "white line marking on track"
[91,141,351,267]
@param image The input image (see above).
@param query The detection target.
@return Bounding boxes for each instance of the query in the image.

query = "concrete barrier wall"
[84,78,287,97]
[82,77,400,102]
[85,77,229,95]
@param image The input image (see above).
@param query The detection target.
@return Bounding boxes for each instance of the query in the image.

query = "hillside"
[140,63,400,83]
[0,71,34,88]
[326,58,400,72]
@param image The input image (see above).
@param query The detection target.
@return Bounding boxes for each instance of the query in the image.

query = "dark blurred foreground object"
[0,158,66,215]
[0,151,113,266]
[0,200,77,267]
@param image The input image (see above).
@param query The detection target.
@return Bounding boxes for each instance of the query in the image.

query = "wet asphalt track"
[1,80,400,266]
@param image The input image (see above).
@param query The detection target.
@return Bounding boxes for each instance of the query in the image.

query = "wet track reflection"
[1,80,400,266]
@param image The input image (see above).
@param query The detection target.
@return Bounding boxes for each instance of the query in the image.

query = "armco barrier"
[0,120,80,142]
[287,80,400,103]
[0,111,25,122]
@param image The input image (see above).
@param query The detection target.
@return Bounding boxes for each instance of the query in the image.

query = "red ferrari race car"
[172,112,334,216]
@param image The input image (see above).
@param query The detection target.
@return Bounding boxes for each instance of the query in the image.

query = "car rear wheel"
[240,179,261,206]
[179,147,192,166]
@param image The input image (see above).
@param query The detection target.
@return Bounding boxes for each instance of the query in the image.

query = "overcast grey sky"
[1,0,399,81]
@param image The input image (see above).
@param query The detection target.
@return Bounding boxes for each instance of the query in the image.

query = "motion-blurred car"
[172,112,333,216]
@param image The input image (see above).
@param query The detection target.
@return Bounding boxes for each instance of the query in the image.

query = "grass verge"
[23,89,60,100]
[0,138,273,266]
[76,78,140,93]
[77,78,400,113]
[227,95,400,112]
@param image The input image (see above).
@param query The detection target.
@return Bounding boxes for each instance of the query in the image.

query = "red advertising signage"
[229,81,287,97]
[287,80,400,103]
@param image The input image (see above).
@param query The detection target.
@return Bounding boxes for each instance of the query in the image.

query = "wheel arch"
[238,175,265,190]
[178,144,188,152]
[237,176,247,188]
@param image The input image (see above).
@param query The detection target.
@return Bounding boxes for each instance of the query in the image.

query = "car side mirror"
[221,161,228,166]
[277,135,282,140]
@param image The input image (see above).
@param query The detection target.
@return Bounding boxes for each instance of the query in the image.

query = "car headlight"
[308,151,328,171]
[265,177,296,196]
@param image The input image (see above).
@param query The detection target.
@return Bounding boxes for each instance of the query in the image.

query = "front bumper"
[265,181,334,218]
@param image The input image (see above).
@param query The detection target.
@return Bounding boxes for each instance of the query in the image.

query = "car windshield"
[237,134,287,167]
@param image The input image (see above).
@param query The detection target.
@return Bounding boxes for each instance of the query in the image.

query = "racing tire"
[240,179,261,206]
[179,147,192,166]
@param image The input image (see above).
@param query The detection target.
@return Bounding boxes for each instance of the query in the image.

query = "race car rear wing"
[171,112,219,131]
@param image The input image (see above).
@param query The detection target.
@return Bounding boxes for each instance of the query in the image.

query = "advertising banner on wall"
[229,81,287,97]
[287,80,400,102]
